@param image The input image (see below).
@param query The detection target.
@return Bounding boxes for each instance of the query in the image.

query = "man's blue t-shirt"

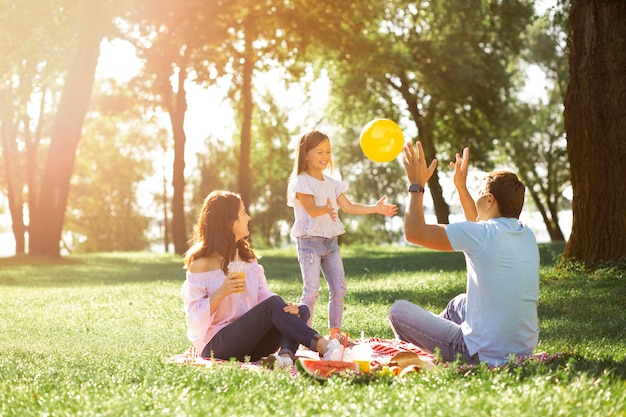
[446,217,540,366]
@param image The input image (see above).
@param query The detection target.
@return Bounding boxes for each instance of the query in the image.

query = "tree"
[120,0,234,255]
[247,92,294,247]
[505,95,568,241]
[320,0,534,224]
[502,7,572,242]
[29,1,112,256]
[219,0,335,210]
[0,0,75,254]
[562,0,626,264]
[63,79,155,252]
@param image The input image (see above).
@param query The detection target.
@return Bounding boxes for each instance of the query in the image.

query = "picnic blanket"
[166,338,435,373]
[165,338,560,375]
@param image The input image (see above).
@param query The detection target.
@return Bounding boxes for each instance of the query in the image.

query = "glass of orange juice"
[228,259,246,293]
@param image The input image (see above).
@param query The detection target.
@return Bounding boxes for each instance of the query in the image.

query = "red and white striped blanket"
[165,337,557,373]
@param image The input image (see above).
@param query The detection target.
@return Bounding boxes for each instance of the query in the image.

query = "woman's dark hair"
[183,190,256,273]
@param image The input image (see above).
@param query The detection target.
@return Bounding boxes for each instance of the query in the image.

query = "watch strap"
[408,184,425,193]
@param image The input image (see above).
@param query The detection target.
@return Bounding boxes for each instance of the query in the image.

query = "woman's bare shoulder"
[188,255,222,273]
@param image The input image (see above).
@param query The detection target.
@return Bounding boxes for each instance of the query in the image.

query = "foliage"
[495,6,571,242]
[502,92,569,241]
[64,80,157,252]
[246,92,294,248]
[0,245,625,416]
[312,0,535,224]
[1,0,579,254]
[0,0,79,253]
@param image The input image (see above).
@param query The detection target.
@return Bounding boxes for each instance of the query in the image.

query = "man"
[389,141,539,366]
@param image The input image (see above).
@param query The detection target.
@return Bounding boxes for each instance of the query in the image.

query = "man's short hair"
[484,171,525,219]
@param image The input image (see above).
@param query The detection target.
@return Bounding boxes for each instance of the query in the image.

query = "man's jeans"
[389,294,478,363]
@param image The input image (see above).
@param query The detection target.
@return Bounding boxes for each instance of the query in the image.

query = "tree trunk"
[167,68,189,255]
[162,168,170,253]
[0,117,26,254]
[394,78,451,224]
[238,20,254,210]
[414,105,450,224]
[528,188,565,242]
[421,138,451,224]
[562,0,626,264]
[29,1,106,256]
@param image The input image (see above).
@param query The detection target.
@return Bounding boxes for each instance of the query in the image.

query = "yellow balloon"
[359,119,405,163]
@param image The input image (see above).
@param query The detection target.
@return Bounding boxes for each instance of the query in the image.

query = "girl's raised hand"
[375,195,398,216]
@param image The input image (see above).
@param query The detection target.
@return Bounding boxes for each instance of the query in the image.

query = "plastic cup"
[352,343,373,373]
[228,261,246,293]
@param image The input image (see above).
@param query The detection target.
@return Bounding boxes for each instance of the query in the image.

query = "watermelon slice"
[295,358,359,381]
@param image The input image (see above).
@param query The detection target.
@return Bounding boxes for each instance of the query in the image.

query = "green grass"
[0,244,625,416]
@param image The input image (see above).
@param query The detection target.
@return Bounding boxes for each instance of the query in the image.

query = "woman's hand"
[220,273,245,295]
[283,302,300,316]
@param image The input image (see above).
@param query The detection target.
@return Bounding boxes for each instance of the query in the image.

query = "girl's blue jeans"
[295,236,346,330]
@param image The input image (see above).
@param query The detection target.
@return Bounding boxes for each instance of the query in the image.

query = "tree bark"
[238,19,254,210]
[167,67,189,255]
[562,0,626,264]
[528,188,565,241]
[0,116,26,254]
[29,1,107,256]
[393,77,451,223]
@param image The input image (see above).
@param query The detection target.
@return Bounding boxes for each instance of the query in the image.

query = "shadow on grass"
[458,352,626,381]
[263,242,566,282]
[0,252,184,287]
[346,285,464,310]
[537,263,626,354]
[0,242,566,288]
[352,242,566,269]
[342,248,467,274]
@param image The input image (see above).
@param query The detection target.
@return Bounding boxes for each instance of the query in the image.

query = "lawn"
[0,244,624,416]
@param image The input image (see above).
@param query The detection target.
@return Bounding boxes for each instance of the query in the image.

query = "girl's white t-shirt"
[287,173,348,238]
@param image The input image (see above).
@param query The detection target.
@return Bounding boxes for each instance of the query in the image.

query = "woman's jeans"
[296,236,346,330]
[203,295,319,361]
[389,294,478,364]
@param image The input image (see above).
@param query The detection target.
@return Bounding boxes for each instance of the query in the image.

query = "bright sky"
[96,39,331,161]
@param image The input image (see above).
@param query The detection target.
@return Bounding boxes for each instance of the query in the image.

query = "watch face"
[409,184,424,193]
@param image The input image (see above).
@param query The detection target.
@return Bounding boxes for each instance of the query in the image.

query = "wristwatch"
[408,184,425,193]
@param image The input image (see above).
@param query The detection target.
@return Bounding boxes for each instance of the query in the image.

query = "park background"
[3,0,606,262]
[1,1,625,415]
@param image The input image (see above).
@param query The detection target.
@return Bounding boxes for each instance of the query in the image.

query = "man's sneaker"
[260,353,293,369]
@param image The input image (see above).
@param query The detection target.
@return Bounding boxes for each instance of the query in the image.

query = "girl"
[181,190,337,368]
[287,130,398,339]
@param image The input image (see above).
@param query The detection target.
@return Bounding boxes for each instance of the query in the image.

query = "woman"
[181,190,336,368]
